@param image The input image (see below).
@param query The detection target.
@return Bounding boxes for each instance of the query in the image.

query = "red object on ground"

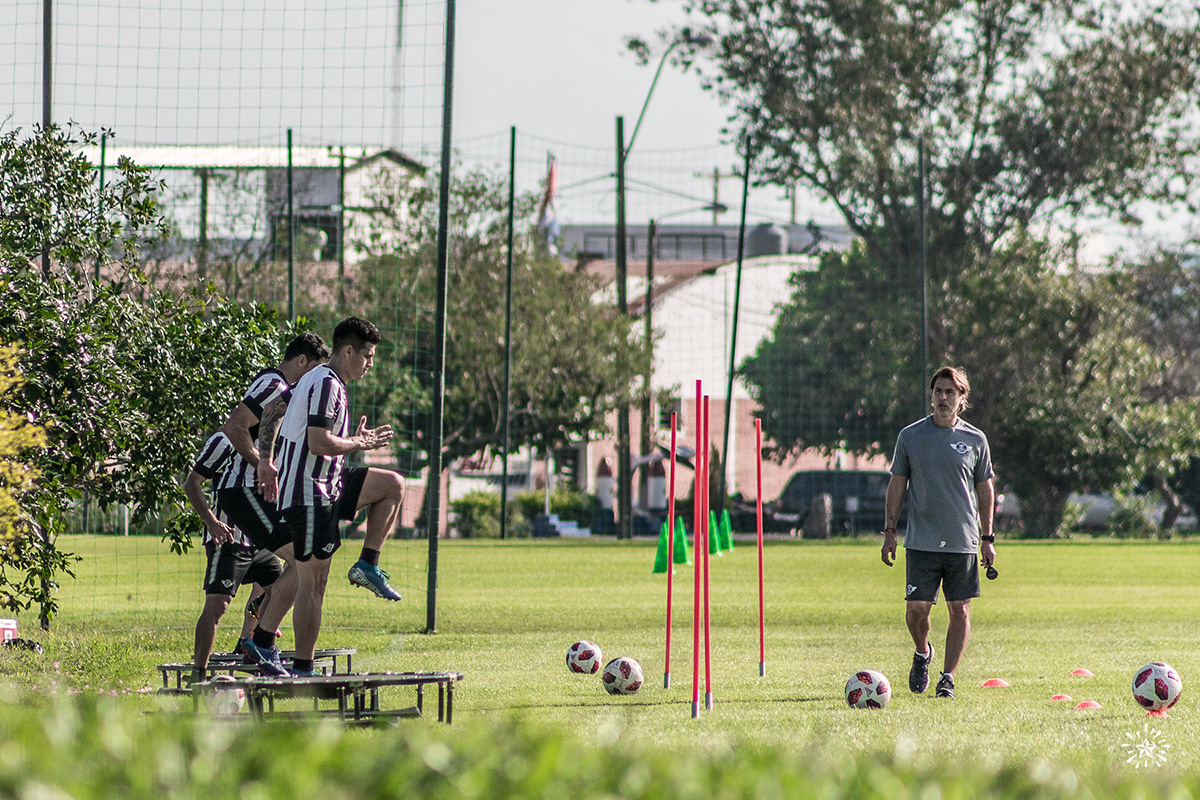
[1074,700,1102,709]
[1050,694,1072,701]
[1147,709,1168,717]
[981,678,1010,687]
[1070,668,1095,677]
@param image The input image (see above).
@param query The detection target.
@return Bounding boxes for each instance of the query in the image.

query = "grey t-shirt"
[891,416,994,554]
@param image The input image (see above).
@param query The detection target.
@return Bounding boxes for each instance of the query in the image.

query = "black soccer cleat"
[909,643,934,694]
[935,672,956,699]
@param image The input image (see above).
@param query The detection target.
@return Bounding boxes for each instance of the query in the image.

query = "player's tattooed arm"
[255,398,287,502]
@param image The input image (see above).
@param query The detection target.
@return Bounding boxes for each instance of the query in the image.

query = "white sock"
[916,646,931,661]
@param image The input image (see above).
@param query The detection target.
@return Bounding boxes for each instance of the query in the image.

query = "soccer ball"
[208,674,246,715]
[601,656,644,695]
[566,640,603,675]
[845,669,891,709]
[1132,662,1182,712]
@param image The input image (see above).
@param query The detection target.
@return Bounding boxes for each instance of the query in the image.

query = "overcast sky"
[455,0,728,150]
[1,0,1189,240]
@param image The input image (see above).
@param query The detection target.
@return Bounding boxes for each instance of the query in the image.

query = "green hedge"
[450,487,594,538]
[0,698,1191,800]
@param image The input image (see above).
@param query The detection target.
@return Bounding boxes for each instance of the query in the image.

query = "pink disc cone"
[1050,694,1072,701]
[1074,700,1102,709]
[1070,668,1094,677]
[981,678,1010,688]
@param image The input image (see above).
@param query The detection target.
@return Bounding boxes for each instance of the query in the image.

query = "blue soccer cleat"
[348,560,402,601]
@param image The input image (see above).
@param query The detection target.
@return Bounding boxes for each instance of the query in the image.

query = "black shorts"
[285,466,368,561]
[203,544,284,597]
[216,486,292,552]
[904,549,980,603]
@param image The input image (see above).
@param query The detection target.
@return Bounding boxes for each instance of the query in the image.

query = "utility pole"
[693,167,739,225]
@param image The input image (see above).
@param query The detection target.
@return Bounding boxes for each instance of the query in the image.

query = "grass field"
[2,535,1200,791]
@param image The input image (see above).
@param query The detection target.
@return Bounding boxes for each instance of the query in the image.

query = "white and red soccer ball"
[845,669,891,709]
[566,641,603,675]
[602,656,644,695]
[1132,662,1182,712]
[208,674,246,715]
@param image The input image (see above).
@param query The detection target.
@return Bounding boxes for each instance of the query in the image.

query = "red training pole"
[703,394,714,710]
[664,412,678,689]
[756,417,766,677]
[691,381,703,718]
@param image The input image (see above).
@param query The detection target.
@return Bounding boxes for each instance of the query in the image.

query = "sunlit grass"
[3,535,1199,778]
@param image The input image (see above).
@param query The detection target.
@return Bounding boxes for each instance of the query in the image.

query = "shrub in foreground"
[0,697,1192,799]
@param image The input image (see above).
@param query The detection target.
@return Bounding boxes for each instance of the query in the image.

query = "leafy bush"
[1056,499,1086,537]
[0,697,1190,800]
[510,486,593,528]
[0,346,45,545]
[450,489,504,539]
[1106,490,1160,539]
[0,125,315,620]
[452,486,594,538]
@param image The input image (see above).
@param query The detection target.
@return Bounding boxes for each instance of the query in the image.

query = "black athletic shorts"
[904,549,980,603]
[285,466,368,562]
[216,486,292,552]
[203,543,284,597]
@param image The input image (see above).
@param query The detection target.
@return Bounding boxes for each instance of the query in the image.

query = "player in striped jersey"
[216,332,330,676]
[273,317,405,676]
[182,431,284,682]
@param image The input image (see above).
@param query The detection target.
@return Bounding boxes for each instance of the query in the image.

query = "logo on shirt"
[951,441,972,454]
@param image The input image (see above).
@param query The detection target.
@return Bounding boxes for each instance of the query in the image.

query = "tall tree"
[342,166,644,524]
[0,126,309,619]
[742,231,1200,537]
[646,0,1200,534]
[641,0,1200,294]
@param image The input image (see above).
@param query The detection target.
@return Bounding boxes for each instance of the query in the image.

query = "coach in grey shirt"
[881,365,995,700]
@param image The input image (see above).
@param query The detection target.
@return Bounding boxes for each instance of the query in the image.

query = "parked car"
[773,469,903,535]
[993,490,1197,531]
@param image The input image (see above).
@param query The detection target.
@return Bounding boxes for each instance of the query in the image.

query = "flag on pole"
[537,153,561,252]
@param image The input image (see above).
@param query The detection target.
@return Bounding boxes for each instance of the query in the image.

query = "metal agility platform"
[156,648,356,694]
[191,671,464,724]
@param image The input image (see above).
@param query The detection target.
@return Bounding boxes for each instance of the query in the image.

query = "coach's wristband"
[980,534,995,543]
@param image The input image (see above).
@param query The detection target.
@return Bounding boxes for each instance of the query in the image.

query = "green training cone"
[653,521,671,573]
[673,517,691,565]
[709,511,723,555]
[720,508,734,551]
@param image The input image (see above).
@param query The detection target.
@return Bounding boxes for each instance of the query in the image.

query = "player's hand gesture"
[208,518,236,546]
[257,459,279,503]
[354,415,394,451]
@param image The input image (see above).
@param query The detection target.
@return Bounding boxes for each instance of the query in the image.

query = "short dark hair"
[332,317,382,352]
[284,331,331,362]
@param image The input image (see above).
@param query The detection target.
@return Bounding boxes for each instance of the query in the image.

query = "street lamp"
[616,29,716,540]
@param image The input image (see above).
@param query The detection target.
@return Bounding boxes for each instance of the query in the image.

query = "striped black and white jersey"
[215,367,291,492]
[189,431,244,545]
[277,364,349,510]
